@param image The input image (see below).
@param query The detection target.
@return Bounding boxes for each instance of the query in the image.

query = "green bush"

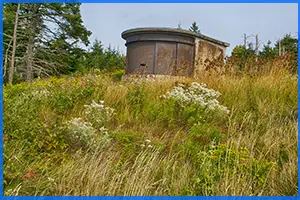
[184,142,275,195]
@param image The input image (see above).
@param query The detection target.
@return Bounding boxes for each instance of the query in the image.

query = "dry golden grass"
[51,69,297,195]
[4,67,298,196]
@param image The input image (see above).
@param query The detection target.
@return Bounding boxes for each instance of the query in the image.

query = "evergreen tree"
[189,22,201,33]
[87,40,105,69]
[274,34,298,56]
[231,43,255,59]
[85,41,125,72]
[3,3,92,83]
[259,40,277,58]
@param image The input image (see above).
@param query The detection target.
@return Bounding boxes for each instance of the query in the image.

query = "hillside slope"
[4,70,298,196]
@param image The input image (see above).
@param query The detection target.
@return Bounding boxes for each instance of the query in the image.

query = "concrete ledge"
[121,74,190,82]
[121,27,230,47]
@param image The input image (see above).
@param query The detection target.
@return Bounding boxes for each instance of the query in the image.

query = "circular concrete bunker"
[122,27,197,77]
[121,27,230,77]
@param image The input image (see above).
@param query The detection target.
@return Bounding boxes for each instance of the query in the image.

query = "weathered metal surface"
[126,42,155,74]
[177,43,194,76]
[194,38,226,75]
[125,33,195,46]
[122,27,230,47]
[155,42,177,75]
[122,27,229,77]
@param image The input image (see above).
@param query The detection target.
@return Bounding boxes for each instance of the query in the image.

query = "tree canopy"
[3,3,125,84]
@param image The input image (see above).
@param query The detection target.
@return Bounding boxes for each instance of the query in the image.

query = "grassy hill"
[4,68,298,196]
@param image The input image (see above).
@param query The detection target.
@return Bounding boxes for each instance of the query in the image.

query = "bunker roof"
[121,27,230,47]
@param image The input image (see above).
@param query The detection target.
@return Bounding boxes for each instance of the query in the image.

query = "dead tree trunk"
[25,32,34,82]
[8,3,20,84]
[279,39,282,56]
[255,34,259,62]
[4,38,13,80]
[244,34,247,48]
[25,4,40,83]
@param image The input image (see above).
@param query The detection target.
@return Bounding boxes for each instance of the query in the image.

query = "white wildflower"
[166,82,230,114]
[65,117,96,146]
[48,177,55,182]
[32,88,51,98]
[83,100,115,128]
[100,126,108,131]
[99,126,109,135]
[159,95,166,99]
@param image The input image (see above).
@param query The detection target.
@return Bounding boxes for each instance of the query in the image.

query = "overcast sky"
[80,3,298,55]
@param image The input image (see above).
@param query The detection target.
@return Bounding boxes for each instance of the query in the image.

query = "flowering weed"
[167,82,230,114]
[83,100,115,129]
[64,117,96,149]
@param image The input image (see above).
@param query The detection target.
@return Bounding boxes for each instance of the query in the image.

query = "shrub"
[166,82,230,114]
[64,117,97,149]
[190,122,221,145]
[185,142,276,195]
[63,100,115,150]
[110,69,125,81]
[162,82,230,128]
[83,100,115,129]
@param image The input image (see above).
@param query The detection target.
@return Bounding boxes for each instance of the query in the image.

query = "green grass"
[3,69,298,196]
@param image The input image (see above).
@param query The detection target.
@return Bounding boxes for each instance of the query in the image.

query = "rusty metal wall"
[126,42,155,74]
[194,38,226,75]
[126,41,195,76]
[177,43,194,76]
[155,42,177,75]
[124,32,196,76]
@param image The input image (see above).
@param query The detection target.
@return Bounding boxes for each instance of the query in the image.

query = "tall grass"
[4,66,298,196]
